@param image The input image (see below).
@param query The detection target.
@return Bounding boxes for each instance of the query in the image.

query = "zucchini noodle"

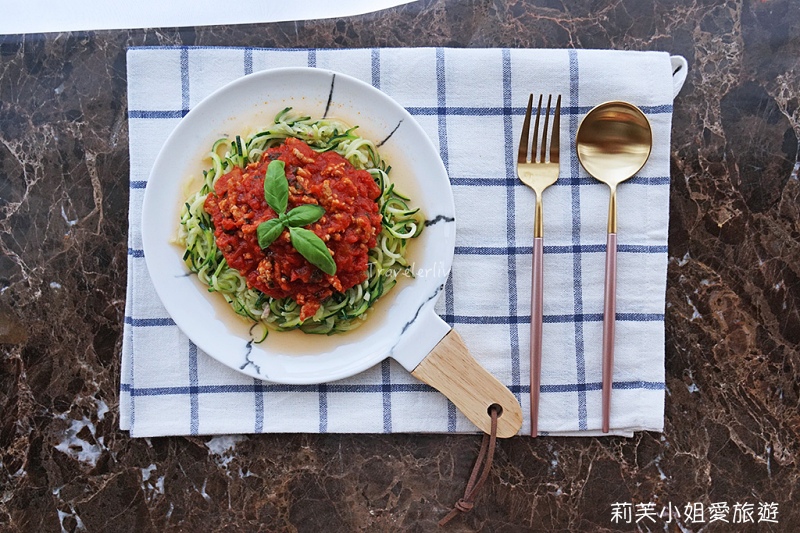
[177,108,424,339]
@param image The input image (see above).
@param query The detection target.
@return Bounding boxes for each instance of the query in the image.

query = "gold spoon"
[575,101,652,433]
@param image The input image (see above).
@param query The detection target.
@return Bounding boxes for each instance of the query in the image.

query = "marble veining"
[239,339,263,377]
[377,119,404,148]
[322,73,336,119]
[399,284,444,338]
[1,0,799,531]
[424,214,456,227]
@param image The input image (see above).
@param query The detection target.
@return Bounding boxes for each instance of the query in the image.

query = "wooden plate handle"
[411,329,523,438]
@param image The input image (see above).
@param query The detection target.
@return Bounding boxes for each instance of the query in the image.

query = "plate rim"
[140,66,456,384]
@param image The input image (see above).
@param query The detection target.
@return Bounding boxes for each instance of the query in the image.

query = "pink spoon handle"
[602,232,617,433]
[530,237,544,437]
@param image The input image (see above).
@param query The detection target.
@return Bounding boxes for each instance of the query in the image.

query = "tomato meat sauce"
[204,137,382,320]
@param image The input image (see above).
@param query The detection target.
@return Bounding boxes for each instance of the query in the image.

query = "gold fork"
[517,93,561,437]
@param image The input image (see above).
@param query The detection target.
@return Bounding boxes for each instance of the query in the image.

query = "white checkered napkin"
[122,47,683,438]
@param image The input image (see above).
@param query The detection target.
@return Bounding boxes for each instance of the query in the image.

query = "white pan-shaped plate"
[142,67,522,437]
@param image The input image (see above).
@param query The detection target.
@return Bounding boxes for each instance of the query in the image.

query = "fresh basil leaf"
[256,218,285,249]
[284,204,325,227]
[289,227,337,275]
[263,160,288,214]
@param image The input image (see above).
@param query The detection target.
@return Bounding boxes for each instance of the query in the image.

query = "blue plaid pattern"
[122,47,676,437]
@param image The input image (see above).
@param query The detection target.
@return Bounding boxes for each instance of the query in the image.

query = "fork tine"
[518,94,533,164]
[532,95,543,163]
[540,95,552,163]
[550,95,561,164]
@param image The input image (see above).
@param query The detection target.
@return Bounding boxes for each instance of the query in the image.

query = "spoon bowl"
[575,101,653,433]
[576,102,652,191]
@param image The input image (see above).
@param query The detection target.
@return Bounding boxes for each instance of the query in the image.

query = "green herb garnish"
[256,160,337,276]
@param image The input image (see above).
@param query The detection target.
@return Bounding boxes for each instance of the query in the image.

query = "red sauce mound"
[204,137,382,320]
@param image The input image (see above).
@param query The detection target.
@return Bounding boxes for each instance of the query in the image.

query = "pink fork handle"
[602,232,617,433]
[530,237,544,437]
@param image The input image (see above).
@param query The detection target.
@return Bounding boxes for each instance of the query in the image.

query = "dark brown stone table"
[1,1,798,531]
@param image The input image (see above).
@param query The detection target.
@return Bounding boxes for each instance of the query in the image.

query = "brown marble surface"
[1,0,799,531]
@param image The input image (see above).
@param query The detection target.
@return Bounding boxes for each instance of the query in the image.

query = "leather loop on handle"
[411,329,522,438]
[438,406,499,526]
[602,232,618,433]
